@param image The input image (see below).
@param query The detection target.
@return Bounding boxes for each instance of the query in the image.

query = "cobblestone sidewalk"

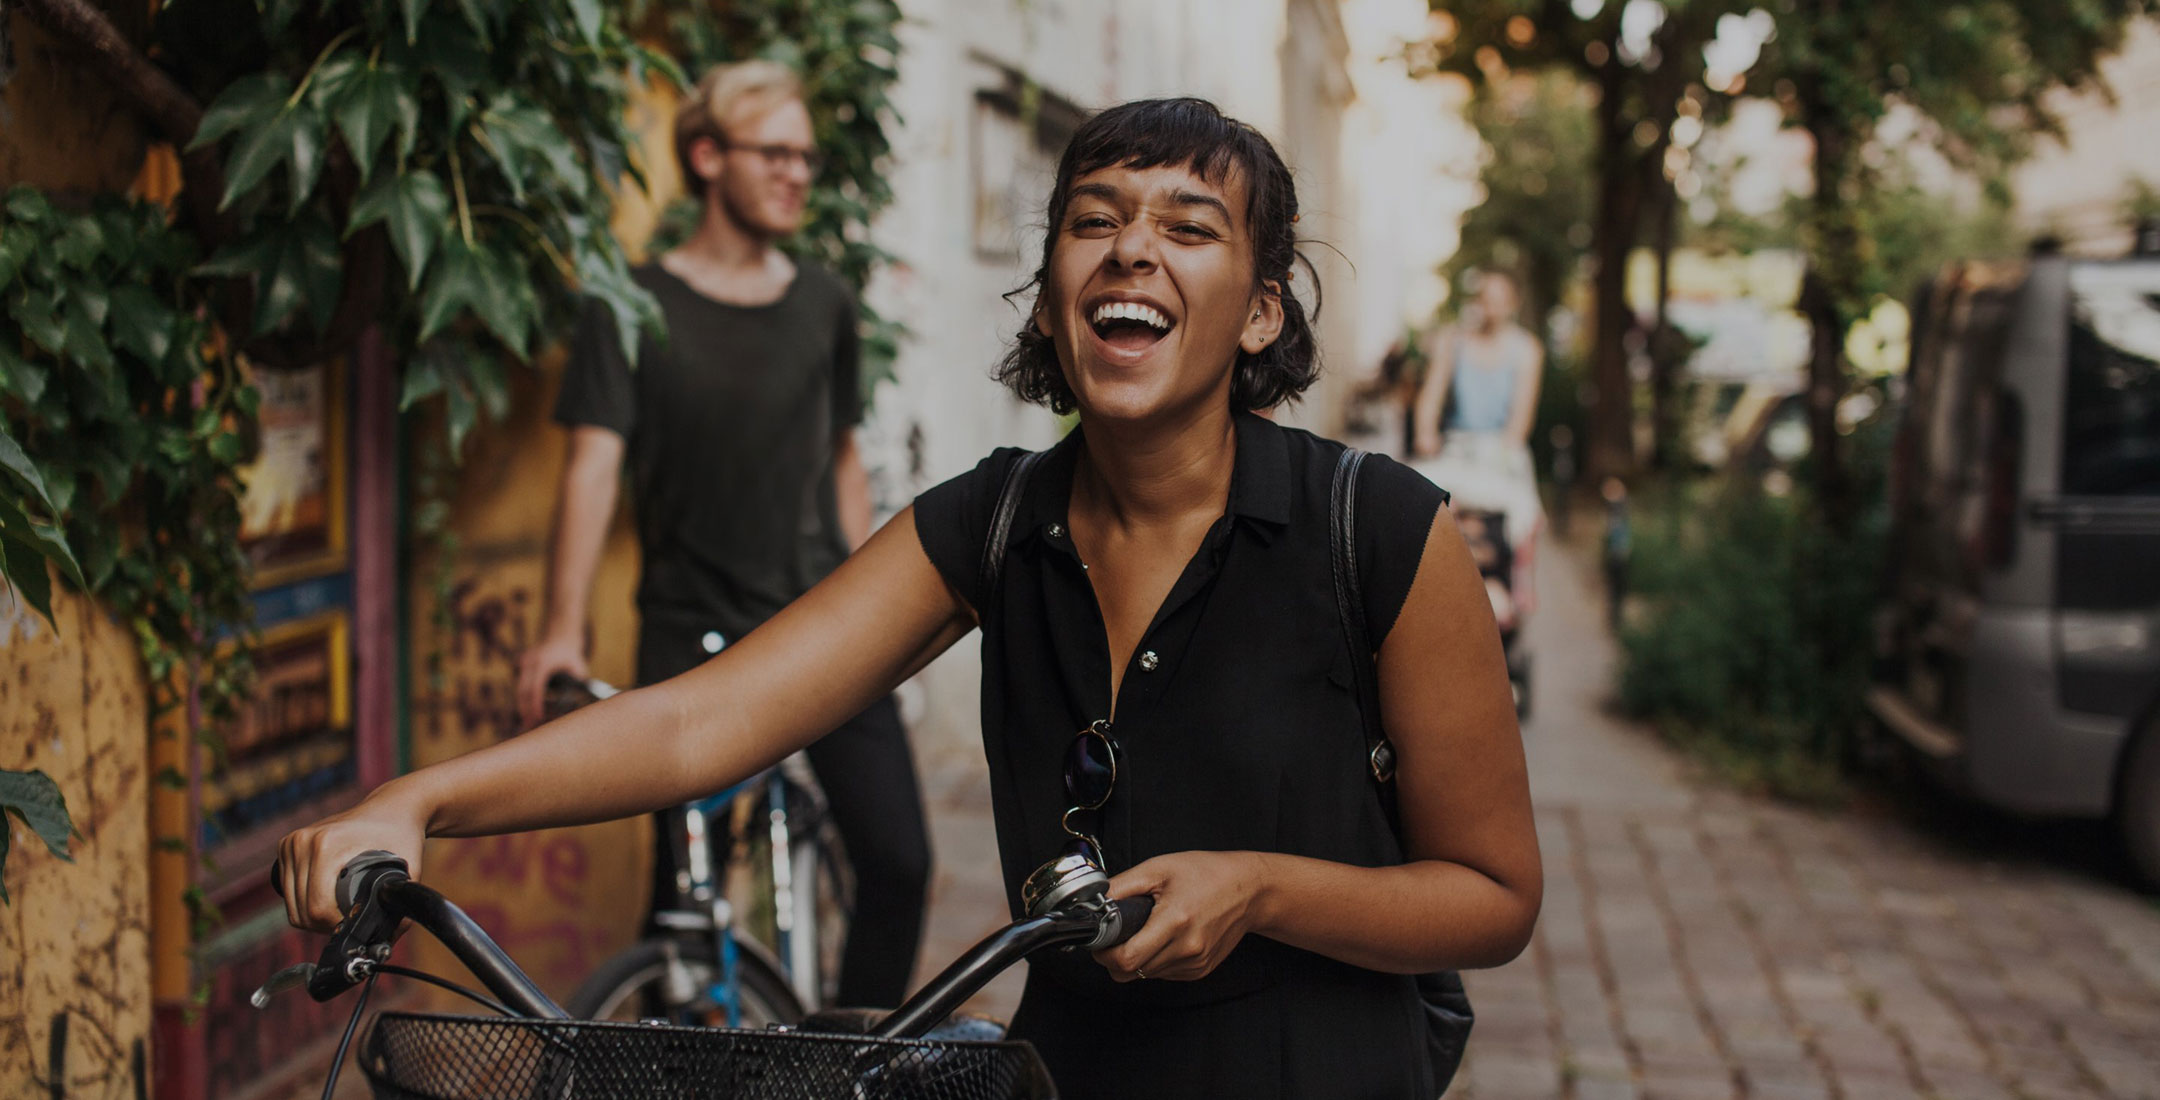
[1454,794,2160,1100]
[1449,540,2160,1100]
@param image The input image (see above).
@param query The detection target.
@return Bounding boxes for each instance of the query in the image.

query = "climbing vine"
[0,188,255,900]
[1,0,907,897]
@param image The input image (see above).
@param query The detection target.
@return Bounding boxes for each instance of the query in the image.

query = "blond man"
[514,61,928,1007]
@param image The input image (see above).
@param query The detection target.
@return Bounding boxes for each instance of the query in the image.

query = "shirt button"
[701,631,726,654]
[1139,650,1160,672]
[1047,523,1065,539]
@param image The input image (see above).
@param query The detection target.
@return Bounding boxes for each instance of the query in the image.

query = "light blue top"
[1444,338,1525,432]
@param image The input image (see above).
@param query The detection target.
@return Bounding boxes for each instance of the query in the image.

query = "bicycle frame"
[655,758,831,1022]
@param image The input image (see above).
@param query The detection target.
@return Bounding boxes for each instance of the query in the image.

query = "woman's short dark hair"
[995,97,1322,414]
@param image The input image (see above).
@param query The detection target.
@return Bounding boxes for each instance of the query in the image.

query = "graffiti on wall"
[410,564,645,999]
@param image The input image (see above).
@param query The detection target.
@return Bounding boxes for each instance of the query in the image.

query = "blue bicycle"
[542,675,851,1028]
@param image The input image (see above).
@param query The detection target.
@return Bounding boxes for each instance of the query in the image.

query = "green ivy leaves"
[0,188,240,645]
[420,237,538,358]
[348,171,449,289]
[0,768,76,904]
[0,423,84,627]
[313,55,421,184]
[197,214,343,336]
[190,73,324,216]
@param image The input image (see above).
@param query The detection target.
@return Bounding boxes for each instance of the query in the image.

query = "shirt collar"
[1227,409,1292,527]
[1017,409,1293,543]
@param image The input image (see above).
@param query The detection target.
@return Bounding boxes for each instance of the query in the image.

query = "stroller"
[1410,433,1538,718]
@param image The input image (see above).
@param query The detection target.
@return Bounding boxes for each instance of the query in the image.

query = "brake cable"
[320,970,377,1100]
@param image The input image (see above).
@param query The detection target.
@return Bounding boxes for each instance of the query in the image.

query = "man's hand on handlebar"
[278,794,429,933]
[515,632,589,728]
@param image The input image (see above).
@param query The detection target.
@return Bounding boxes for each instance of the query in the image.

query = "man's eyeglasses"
[719,137,824,175]
[1061,719,1118,858]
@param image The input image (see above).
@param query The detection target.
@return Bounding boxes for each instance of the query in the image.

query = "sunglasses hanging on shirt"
[1023,720,1121,917]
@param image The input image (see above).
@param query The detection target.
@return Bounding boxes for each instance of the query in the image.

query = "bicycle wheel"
[567,935,803,1028]
[788,813,854,1008]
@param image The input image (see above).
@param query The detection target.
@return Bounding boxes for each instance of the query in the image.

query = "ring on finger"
[1136,968,1147,980]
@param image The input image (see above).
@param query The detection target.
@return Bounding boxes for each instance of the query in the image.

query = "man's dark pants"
[638,622,931,1008]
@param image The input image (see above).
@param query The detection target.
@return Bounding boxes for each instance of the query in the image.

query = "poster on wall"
[201,611,355,855]
[238,357,348,588]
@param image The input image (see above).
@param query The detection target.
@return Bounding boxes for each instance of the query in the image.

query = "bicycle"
[257,844,1150,1099]
[538,674,851,1026]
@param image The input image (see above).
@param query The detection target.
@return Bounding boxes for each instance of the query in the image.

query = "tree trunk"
[1587,48,1641,480]
[1799,84,1858,532]
[1649,178,1680,470]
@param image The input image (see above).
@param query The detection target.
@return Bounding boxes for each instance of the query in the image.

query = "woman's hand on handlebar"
[278,791,428,933]
[1094,850,1265,983]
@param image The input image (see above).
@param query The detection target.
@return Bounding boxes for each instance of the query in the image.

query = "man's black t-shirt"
[554,260,863,648]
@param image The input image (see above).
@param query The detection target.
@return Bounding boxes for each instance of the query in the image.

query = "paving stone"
[1463,1051,1565,1097]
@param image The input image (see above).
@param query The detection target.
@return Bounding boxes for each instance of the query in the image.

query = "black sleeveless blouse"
[913,411,1448,1099]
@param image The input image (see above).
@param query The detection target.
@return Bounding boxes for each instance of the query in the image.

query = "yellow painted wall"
[1,6,162,1094]
[0,581,153,1099]
[404,348,652,1004]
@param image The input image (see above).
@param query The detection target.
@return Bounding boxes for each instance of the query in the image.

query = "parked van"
[1868,256,2160,884]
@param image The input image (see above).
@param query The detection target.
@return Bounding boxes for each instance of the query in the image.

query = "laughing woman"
[278,98,1539,1098]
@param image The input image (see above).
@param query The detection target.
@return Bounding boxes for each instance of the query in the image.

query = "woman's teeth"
[1090,302,1171,330]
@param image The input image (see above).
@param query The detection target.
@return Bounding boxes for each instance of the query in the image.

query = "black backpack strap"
[1330,448,1399,795]
[981,450,1045,604]
[1333,449,1474,1090]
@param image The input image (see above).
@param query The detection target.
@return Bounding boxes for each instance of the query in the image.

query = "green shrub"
[1616,418,1892,801]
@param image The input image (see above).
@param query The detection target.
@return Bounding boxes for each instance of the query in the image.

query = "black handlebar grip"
[335,851,411,913]
[1092,894,1154,950]
[267,851,410,909]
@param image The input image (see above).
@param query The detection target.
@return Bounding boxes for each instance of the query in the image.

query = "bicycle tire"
[566,935,803,1028]
[789,813,854,1008]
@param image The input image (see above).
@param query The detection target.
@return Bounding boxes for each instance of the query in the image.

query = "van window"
[2064,266,2160,497]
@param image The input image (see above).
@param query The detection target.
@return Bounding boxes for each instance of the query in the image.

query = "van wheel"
[2116,716,2160,890]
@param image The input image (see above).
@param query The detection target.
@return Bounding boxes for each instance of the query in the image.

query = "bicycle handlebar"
[270,853,569,1018]
[871,894,1153,1041]
[272,852,1149,1038]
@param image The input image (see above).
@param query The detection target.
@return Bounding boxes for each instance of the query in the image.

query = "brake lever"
[250,962,319,1008]
[267,850,411,1002]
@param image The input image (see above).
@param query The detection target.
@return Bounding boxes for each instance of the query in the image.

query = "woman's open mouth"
[1088,301,1174,356]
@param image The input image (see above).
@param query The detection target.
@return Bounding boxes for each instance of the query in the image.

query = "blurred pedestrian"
[1407,270,1545,615]
[511,60,929,1008]
[1411,270,1542,458]
[1602,476,1631,631]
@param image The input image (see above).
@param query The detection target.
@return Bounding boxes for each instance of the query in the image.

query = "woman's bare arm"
[279,507,970,930]
[1506,331,1545,446]
[1100,507,1540,978]
[1411,327,1458,456]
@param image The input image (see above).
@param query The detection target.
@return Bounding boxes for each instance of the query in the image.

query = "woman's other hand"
[1095,851,1267,982]
[277,790,429,933]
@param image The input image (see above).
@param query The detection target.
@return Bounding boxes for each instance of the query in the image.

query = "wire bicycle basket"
[360,1012,1056,1100]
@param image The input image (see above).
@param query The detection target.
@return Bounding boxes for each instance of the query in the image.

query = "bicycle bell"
[1022,837,1109,917]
